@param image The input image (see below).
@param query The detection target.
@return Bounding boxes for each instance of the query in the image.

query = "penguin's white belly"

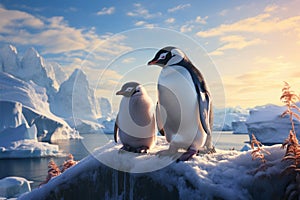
[158,65,206,150]
[118,98,156,148]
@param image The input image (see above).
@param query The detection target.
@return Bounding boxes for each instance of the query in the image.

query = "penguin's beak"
[147,59,157,65]
[116,90,124,95]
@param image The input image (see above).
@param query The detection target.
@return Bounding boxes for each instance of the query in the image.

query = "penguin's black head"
[116,82,142,97]
[147,46,186,67]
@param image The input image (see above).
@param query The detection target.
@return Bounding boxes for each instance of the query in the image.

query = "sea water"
[0,132,248,188]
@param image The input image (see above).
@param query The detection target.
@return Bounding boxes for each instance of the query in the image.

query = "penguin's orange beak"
[147,60,157,65]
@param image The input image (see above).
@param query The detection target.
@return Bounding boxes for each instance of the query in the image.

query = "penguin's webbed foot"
[197,146,216,155]
[134,146,149,153]
[176,148,197,162]
[119,145,149,154]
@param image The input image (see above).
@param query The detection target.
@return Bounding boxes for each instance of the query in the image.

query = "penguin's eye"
[125,87,133,92]
[158,52,168,60]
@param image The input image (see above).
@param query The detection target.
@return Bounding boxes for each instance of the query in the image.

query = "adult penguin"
[148,46,215,161]
[114,82,156,153]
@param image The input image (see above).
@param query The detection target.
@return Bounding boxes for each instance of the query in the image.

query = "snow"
[246,104,300,144]
[0,177,32,199]
[20,137,293,199]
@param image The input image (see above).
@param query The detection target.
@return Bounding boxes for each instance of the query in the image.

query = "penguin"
[114,82,156,153]
[148,46,215,161]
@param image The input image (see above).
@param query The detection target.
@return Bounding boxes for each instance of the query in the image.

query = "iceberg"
[0,72,79,142]
[0,177,32,199]
[246,104,300,144]
[213,107,249,132]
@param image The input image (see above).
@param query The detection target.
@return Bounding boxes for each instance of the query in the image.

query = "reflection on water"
[0,132,248,188]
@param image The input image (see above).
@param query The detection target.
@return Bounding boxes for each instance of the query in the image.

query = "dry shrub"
[61,154,78,173]
[39,160,61,186]
[39,154,78,187]
[250,134,270,164]
[280,82,300,199]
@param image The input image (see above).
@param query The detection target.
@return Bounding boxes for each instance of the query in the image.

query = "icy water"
[0,132,248,188]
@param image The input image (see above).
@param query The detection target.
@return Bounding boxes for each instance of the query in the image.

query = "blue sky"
[1,0,300,110]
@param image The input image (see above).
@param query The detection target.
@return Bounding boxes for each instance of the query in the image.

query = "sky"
[1,0,300,110]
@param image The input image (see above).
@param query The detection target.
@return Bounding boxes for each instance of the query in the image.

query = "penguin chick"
[114,82,156,153]
[148,46,215,161]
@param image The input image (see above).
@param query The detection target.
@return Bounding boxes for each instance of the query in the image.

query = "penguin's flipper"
[155,102,165,136]
[198,91,211,135]
[114,115,119,143]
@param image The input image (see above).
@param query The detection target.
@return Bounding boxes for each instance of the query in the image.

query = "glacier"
[19,137,294,200]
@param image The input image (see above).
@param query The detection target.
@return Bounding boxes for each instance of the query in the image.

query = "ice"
[99,97,113,118]
[0,177,32,199]
[213,107,249,132]
[246,104,300,144]
[19,137,293,199]
[52,68,99,121]
[0,72,79,142]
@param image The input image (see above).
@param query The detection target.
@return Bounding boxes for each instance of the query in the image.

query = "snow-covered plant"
[250,134,270,164]
[39,160,61,186]
[61,154,78,173]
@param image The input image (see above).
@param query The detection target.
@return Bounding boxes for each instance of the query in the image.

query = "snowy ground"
[19,136,294,200]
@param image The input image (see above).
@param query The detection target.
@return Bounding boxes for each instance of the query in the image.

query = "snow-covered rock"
[246,104,300,144]
[0,177,32,199]
[0,72,78,141]
[213,107,249,132]
[19,137,294,199]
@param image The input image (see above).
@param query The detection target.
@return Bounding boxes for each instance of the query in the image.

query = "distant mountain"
[0,44,67,100]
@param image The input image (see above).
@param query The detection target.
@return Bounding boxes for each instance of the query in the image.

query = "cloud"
[134,20,155,28]
[165,18,175,24]
[96,7,115,15]
[0,7,44,33]
[209,35,264,55]
[180,16,207,33]
[127,3,161,19]
[264,4,278,12]
[197,13,300,37]
[0,6,131,57]
[180,24,194,33]
[121,57,136,64]
[168,4,191,13]
[195,16,208,24]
